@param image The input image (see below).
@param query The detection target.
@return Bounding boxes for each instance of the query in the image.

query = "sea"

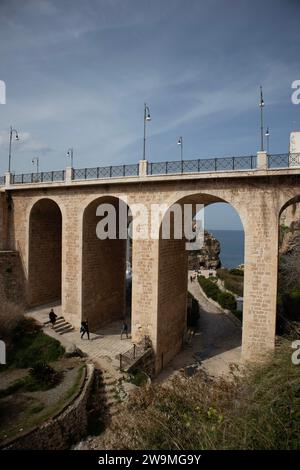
[210,229,244,269]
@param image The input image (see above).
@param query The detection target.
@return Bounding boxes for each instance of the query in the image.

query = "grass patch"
[217,268,244,297]
[0,365,85,444]
[102,341,300,450]
[5,318,64,370]
[0,363,62,398]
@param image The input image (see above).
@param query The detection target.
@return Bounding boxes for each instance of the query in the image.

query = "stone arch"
[81,195,130,331]
[28,198,62,307]
[155,192,244,371]
[279,194,300,218]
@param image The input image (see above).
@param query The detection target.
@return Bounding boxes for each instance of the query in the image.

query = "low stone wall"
[3,363,95,450]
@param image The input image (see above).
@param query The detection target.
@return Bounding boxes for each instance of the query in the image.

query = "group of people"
[48,308,129,341]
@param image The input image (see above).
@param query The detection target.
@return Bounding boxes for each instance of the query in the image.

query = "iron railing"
[11,170,65,184]
[1,153,299,186]
[73,164,139,180]
[147,155,257,175]
[119,343,145,371]
[267,154,289,169]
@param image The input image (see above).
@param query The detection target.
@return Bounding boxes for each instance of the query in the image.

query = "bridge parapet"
[1,153,299,189]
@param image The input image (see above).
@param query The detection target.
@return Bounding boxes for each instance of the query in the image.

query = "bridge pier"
[241,196,279,361]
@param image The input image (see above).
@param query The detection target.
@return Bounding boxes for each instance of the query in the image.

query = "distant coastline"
[209,229,244,269]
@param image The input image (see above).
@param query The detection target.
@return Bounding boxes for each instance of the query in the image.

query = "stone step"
[59,327,75,335]
[51,316,74,335]
[54,324,73,332]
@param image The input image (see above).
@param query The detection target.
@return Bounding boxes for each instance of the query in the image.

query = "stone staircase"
[52,316,74,335]
[98,369,122,420]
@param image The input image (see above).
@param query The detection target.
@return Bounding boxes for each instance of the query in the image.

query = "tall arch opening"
[82,196,130,331]
[156,194,244,373]
[28,198,62,307]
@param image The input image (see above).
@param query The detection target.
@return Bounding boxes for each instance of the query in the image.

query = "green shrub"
[198,275,220,301]
[217,291,237,312]
[229,268,244,277]
[282,290,300,321]
[26,361,60,391]
[7,318,64,369]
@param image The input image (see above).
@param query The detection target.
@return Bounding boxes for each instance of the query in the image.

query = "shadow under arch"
[156,192,244,372]
[279,194,300,218]
[28,198,62,307]
[82,195,130,331]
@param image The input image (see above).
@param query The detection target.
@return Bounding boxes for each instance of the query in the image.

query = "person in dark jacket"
[80,320,90,340]
[49,308,57,328]
[121,321,128,340]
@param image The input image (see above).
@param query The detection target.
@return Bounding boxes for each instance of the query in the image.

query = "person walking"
[49,308,57,328]
[120,321,128,340]
[80,320,90,340]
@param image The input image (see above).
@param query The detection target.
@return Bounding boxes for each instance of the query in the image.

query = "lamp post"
[32,157,39,174]
[265,127,270,155]
[8,126,19,172]
[143,103,151,160]
[259,86,265,151]
[177,136,183,161]
[67,148,74,167]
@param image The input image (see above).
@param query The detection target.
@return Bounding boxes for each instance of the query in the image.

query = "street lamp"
[67,148,74,167]
[8,126,19,172]
[143,103,151,160]
[259,86,265,151]
[177,136,183,161]
[32,157,39,174]
[265,127,270,155]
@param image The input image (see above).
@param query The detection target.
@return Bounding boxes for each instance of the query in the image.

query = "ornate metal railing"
[73,163,139,180]
[289,153,300,167]
[2,153,299,186]
[148,155,257,175]
[11,170,65,184]
[268,154,289,169]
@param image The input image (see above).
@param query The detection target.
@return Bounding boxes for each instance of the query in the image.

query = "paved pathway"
[155,275,242,383]
[26,304,132,378]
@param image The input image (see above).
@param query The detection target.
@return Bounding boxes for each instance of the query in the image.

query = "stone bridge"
[1,150,300,373]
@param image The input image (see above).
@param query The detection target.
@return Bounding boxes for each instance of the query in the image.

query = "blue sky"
[0,0,299,229]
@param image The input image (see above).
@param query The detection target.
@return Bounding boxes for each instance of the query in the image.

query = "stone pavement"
[26,303,132,378]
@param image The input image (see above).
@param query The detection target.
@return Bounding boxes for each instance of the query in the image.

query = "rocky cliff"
[188,230,221,270]
[280,203,300,255]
